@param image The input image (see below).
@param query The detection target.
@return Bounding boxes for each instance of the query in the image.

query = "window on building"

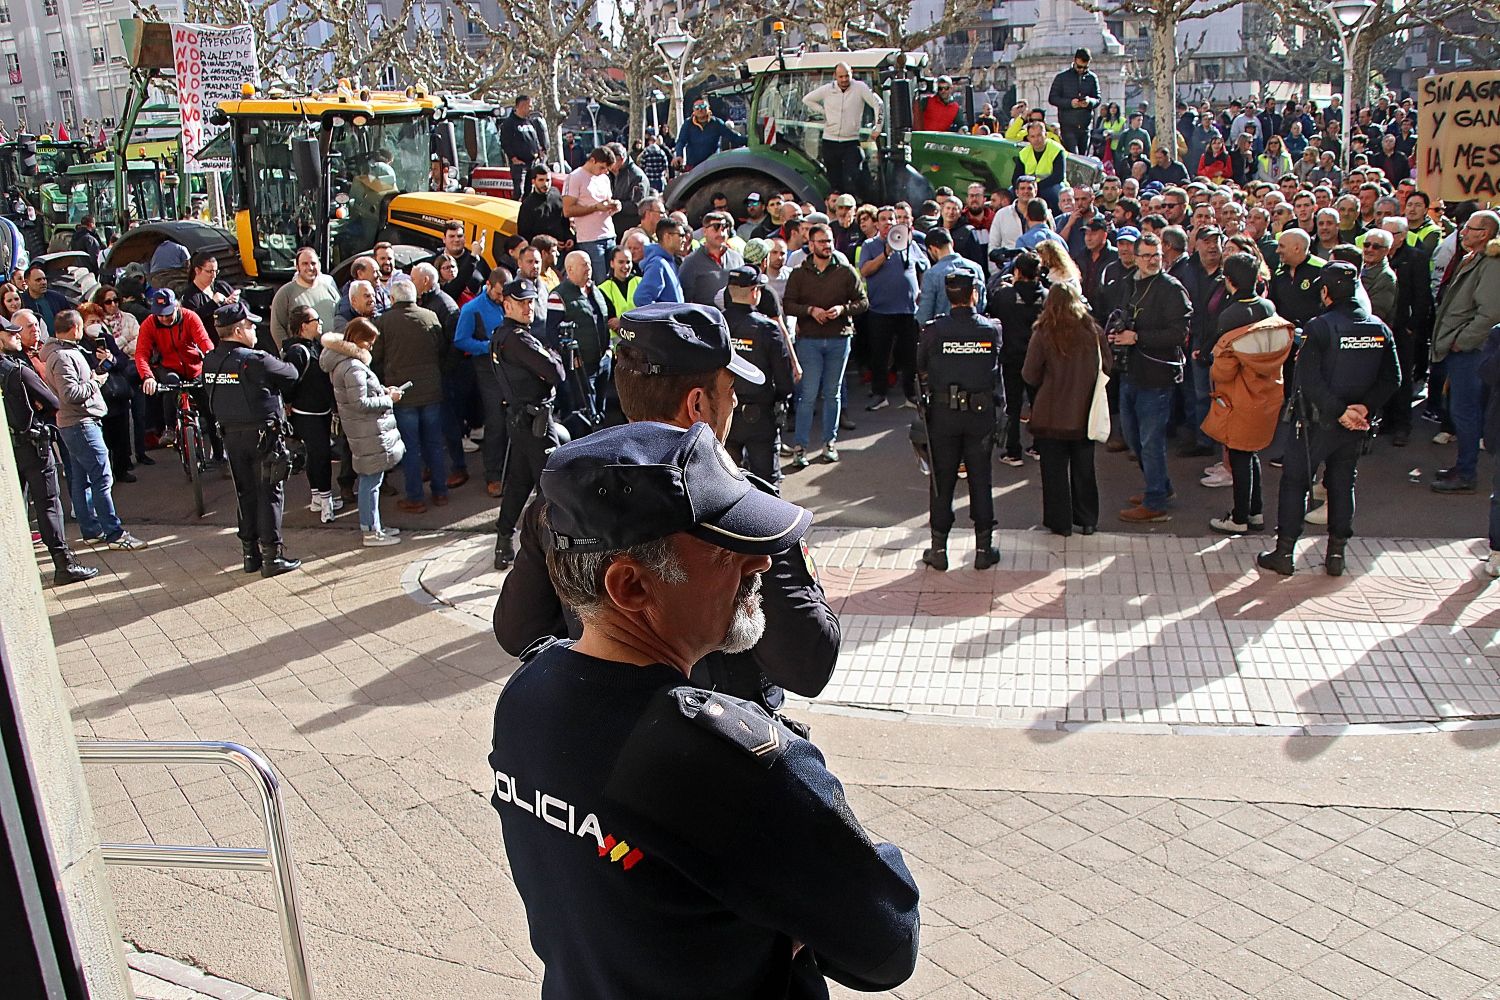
[3,54,17,74]
[43,0,58,15]
[0,6,11,24]
[14,95,26,129]
[377,65,398,89]
[60,89,74,124]
[467,18,482,34]
[52,50,69,78]
[91,46,106,66]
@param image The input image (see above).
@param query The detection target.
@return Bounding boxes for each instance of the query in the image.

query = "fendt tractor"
[105,20,520,326]
[665,47,1102,220]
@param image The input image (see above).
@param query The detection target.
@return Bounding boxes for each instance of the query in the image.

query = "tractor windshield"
[758,69,885,164]
[456,114,502,185]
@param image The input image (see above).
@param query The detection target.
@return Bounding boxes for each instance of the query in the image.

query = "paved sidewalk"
[47,525,1500,999]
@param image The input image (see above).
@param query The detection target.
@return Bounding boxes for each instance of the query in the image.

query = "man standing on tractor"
[673,100,744,172]
[915,77,967,133]
[1048,48,1101,156]
[802,62,883,202]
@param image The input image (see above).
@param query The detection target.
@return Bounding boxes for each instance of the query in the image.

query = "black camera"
[1105,308,1131,377]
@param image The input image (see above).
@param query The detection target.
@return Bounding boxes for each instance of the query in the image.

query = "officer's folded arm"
[751,542,841,698]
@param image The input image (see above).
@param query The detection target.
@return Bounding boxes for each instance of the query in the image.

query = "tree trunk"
[1150,14,1176,153]
[1349,29,1374,110]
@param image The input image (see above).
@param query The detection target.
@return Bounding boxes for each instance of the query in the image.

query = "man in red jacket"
[915,77,966,133]
[135,287,222,461]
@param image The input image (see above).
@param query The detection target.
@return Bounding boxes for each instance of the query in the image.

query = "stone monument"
[1013,0,1126,124]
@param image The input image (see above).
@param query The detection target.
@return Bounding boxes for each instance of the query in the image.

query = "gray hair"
[1161,226,1188,252]
[542,506,687,616]
[1315,207,1339,223]
[1379,216,1409,237]
[54,309,81,337]
[1365,228,1394,248]
[1472,210,1500,237]
[1278,228,1311,251]
[389,276,418,304]
[410,262,439,286]
[348,279,374,302]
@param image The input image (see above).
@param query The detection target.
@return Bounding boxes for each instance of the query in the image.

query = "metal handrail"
[77,739,316,1000]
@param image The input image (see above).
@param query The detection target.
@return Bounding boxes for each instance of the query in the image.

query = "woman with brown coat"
[1022,282,1113,536]
[1203,253,1294,535]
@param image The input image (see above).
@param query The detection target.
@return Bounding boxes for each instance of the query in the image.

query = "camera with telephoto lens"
[1105,308,1131,378]
[556,320,580,370]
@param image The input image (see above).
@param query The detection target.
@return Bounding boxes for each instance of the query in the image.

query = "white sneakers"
[461,437,480,453]
[1434,431,1456,445]
[1485,552,1500,578]
[1201,463,1233,488]
[362,529,402,547]
[309,491,344,523]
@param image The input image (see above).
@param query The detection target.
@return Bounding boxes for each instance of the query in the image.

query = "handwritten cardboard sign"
[172,23,258,170]
[1418,70,1500,204]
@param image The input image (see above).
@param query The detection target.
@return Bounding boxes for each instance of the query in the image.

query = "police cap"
[213,300,262,328]
[540,421,812,555]
[618,303,764,384]
[1317,261,1359,302]
[726,265,767,289]
[944,269,976,295]
[503,279,537,301]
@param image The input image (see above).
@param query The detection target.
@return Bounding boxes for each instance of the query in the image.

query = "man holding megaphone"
[859,207,923,411]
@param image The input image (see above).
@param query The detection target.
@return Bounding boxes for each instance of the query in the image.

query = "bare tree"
[779,0,993,50]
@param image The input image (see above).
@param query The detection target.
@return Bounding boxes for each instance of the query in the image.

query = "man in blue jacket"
[673,100,745,171]
[455,269,512,497]
[633,219,689,307]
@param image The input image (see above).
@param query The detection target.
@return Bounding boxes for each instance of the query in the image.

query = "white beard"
[719,575,766,655]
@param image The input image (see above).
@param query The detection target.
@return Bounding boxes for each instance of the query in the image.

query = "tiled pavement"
[415,525,1500,732]
[47,525,1500,999]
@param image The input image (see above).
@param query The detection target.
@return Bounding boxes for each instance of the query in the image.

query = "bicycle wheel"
[183,419,205,518]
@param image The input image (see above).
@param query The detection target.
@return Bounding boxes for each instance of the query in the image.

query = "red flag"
[96,127,106,147]
[57,122,68,140]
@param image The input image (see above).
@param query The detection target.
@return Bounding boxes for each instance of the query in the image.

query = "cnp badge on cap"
[617,303,764,385]
[726,265,767,289]
[540,421,811,555]
[214,300,262,328]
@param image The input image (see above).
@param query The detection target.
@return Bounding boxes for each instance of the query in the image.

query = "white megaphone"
[886,223,912,252]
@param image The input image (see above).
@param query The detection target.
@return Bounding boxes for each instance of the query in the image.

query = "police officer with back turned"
[916,270,1004,571]
[1257,262,1400,578]
[723,266,795,483]
[493,280,565,571]
[203,301,302,577]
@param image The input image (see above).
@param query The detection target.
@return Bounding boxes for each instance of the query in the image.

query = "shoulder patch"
[669,686,788,768]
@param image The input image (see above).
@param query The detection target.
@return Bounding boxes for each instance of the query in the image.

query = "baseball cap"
[213,300,262,328]
[741,238,769,265]
[834,193,857,209]
[1317,261,1359,301]
[1085,217,1110,232]
[726,265,767,289]
[148,287,177,317]
[804,211,830,226]
[540,421,812,555]
[503,279,536,301]
[0,317,18,333]
[1115,226,1142,244]
[618,303,764,385]
[644,126,657,136]
[744,192,761,204]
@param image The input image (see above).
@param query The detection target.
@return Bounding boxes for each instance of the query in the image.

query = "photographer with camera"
[2,316,97,585]
[1111,233,1193,524]
[492,281,566,571]
[204,302,301,577]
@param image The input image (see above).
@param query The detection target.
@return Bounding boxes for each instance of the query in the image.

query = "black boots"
[974,530,1000,571]
[495,535,516,571]
[921,532,948,571]
[243,541,263,574]
[260,545,301,578]
[52,554,98,586]
[1256,537,1296,576]
[1326,537,1347,577]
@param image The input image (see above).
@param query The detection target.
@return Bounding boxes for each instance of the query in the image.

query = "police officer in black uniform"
[1257,262,1401,577]
[1,317,97,585]
[493,301,839,716]
[916,270,1004,571]
[493,280,566,571]
[490,420,919,998]
[722,266,794,483]
[203,302,302,577]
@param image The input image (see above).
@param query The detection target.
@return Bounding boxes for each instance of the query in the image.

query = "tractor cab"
[63,161,167,241]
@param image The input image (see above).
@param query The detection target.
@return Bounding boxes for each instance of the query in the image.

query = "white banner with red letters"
[171,23,259,169]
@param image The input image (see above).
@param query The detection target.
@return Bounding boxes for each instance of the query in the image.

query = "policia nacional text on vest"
[915,270,1005,572]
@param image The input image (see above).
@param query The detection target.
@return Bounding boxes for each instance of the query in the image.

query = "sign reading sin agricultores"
[171,23,259,170]
[1418,70,1500,204]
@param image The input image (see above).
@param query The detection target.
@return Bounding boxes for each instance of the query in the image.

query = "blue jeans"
[441,363,474,473]
[1120,381,1174,510]
[794,336,852,450]
[59,420,122,541]
[1489,455,1500,551]
[394,403,448,502]
[1191,363,1214,448]
[358,471,385,532]
[577,238,616,285]
[1446,349,1483,481]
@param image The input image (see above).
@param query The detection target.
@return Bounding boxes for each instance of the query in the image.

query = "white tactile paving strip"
[410,527,1500,734]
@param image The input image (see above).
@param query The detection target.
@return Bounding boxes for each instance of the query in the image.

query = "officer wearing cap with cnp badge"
[722,266,794,483]
[916,269,1004,571]
[494,301,839,715]
[493,279,566,570]
[1258,261,1400,578]
[490,420,919,998]
[202,301,302,577]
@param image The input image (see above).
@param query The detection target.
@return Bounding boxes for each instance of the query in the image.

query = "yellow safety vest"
[599,276,640,322]
[1017,139,1065,179]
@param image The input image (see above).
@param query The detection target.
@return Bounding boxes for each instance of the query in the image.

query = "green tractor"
[51,160,170,246]
[664,48,1102,220]
[0,135,98,254]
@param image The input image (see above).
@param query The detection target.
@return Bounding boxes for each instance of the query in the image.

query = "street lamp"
[649,88,665,135]
[1327,0,1375,170]
[655,16,695,134]
[586,98,600,148]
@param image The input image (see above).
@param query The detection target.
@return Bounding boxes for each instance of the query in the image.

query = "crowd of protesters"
[13,70,1500,583]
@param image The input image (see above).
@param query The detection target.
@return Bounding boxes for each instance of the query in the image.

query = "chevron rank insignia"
[669,687,787,768]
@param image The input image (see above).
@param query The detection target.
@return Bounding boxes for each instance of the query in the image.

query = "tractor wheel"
[675,171,804,228]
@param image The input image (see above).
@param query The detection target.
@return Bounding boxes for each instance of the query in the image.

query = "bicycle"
[165,376,208,518]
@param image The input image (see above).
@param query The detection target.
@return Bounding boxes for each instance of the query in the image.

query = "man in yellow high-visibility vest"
[1016,121,1067,214]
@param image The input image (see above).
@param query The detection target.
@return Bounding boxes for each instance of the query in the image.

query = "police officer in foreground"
[490,420,919,998]
[722,266,794,483]
[1257,262,1400,577]
[494,301,839,714]
[204,302,302,577]
[1,317,97,585]
[916,270,1004,571]
[493,280,565,571]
